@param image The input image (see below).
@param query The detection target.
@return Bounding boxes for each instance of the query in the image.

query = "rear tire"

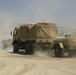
[13,43,19,53]
[25,43,34,55]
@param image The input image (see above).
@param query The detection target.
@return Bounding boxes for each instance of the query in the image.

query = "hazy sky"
[0,0,76,28]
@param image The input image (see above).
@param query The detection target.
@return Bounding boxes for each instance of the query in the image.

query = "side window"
[13,30,18,35]
[14,30,17,35]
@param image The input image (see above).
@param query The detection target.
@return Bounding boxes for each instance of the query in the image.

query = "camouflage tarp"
[19,22,58,41]
[29,22,58,39]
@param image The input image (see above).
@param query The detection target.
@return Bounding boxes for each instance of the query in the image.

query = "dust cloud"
[34,47,54,57]
[34,47,76,57]
[0,11,18,50]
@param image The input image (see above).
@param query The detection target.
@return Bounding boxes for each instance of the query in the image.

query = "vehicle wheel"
[13,43,19,53]
[25,43,34,55]
[69,50,76,57]
[54,44,63,57]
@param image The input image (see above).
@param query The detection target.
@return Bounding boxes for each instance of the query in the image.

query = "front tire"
[54,44,63,57]
[13,43,19,53]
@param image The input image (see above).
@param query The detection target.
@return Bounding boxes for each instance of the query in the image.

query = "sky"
[0,0,76,28]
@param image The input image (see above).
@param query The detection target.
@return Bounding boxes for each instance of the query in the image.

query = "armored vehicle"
[53,35,76,57]
[12,22,58,54]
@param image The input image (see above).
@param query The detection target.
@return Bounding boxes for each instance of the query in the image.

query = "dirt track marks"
[0,61,6,69]
[16,64,35,75]
[0,50,76,75]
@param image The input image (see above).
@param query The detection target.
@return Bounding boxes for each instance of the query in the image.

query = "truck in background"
[12,22,58,55]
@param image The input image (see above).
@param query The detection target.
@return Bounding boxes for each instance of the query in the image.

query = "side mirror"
[10,31,12,35]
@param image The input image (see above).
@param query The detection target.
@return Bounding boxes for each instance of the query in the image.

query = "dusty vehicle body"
[53,36,76,57]
[12,22,58,54]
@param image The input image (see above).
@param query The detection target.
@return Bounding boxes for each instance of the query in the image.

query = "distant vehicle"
[11,22,58,55]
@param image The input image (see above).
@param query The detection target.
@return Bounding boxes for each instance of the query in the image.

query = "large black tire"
[54,44,63,57]
[69,50,76,57]
[25,43,34,55]
[13,43,19,53]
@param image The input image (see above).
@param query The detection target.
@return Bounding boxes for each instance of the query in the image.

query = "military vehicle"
[53,35,76,57]
[12,22,58,54]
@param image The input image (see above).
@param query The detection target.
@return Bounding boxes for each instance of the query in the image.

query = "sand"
[0,50,76,75]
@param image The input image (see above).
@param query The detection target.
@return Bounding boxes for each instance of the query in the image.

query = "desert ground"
[0,49,76,75]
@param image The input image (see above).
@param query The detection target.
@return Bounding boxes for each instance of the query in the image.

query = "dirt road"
[0,50,76,75]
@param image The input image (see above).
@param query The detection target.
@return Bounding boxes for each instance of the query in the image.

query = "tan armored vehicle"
[53,35,76,57]
[12,22,58,54]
